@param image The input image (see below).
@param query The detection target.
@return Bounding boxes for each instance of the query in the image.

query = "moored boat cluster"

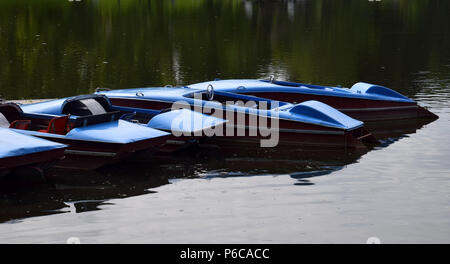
[0,78,438,181]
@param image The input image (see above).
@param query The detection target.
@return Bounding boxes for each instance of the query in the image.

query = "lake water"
[0,0,449,243]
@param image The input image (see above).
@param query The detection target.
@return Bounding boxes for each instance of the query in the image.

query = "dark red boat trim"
[236,92,426,121]
[33,133,171,170]
[0,148,65,171]
[242,92,415,108]
[110,97,173,110]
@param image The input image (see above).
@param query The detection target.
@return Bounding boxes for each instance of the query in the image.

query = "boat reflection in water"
[365,118,437,146]
[0,162,170,223]
[0,114,436,223]
[151,114,437,186]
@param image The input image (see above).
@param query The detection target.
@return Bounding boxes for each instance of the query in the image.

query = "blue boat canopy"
[350,82,411,100]
[0,128,67,159]
[285,101,363,130]
[14,120,170,144]
[147,108,228,134]
[65,119,170,143]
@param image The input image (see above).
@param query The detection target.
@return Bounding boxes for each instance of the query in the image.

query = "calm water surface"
[0,0,449,243]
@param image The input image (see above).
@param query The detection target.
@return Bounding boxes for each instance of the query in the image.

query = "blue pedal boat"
[187,79,438,121]
[0,128,67,177]
[18,94,227,154]
[1,101,171,170]
[95,85,378,149]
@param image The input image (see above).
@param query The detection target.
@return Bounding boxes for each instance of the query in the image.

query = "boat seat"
[80,98,108,115]
[1,111,32,130]
[9,120,32,130]
[38,115,69,135]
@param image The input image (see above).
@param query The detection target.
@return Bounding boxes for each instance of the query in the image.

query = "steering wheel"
[206,84,214,101]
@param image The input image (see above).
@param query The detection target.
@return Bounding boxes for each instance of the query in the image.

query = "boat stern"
[284,100,379,148]
[286,100,364,130]
[417,105,439,120]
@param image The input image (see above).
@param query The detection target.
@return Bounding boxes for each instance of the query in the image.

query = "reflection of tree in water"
[0,162,169,223]
[0,0,449,99]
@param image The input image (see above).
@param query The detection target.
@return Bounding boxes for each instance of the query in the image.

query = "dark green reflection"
[0,0,449,99]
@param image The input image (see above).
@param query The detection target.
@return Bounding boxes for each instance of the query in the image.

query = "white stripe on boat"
[339,106,417,112]
[64,150,117,157]
[230,125,345,135]
[164,140,188,145]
